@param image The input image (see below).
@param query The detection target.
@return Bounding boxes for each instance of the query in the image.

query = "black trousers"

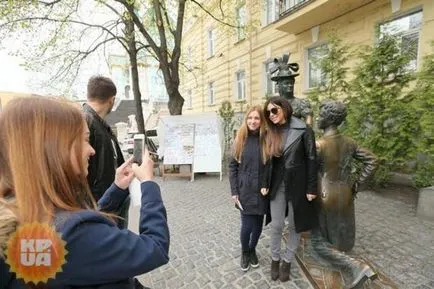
[240,213,264,251]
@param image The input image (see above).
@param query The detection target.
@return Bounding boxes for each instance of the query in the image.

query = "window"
[264,61,278,97]
[236,71,246,100]
[207,29,216,57]
[281,0,308,12]
[307,44,328,89]
[208,82,215,105]
[236,5,246,40]
[379,10,423,70]
[264,0,278,25]
[186,89,192,109]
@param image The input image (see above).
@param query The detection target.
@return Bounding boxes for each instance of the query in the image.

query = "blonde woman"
[229,105,269,272]
[0,97,169,288]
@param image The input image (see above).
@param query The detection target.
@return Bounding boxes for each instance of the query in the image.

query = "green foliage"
[307,32,351,111]
[344,31,417,186]
[409,42,434,187]
[218,100,236,152]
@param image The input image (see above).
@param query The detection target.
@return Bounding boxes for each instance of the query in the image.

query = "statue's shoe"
[345,264,377,289]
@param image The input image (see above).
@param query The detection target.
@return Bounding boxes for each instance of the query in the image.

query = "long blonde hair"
[0,97,96,224]
[233,105,268,164]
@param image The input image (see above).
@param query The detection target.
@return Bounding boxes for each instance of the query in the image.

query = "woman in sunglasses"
[229,105,269,272]
[261,96,318,282]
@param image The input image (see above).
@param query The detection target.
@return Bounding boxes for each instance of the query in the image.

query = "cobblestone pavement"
[129,176,434,289]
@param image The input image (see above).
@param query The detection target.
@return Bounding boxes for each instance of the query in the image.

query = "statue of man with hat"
[270,53,313,125]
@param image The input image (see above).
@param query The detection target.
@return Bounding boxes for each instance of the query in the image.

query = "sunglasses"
[265,107,280,117]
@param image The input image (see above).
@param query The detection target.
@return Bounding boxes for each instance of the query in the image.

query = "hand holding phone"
[132,148,154,182]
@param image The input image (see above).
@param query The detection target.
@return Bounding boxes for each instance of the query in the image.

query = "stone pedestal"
[295,232,397,289]
[417,186,434,221]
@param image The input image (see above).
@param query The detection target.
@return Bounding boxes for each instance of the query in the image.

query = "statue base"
[294,232,397,289]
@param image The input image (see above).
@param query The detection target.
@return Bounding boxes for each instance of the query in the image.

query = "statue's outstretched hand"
[260,188,269,196]
[306,194,316,202]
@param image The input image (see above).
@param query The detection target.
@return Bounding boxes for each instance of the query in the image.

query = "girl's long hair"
[0,97,97,224]
[263,97,293,157]
[233,105,268,164]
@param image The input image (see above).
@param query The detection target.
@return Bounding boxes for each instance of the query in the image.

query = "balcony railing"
[279,0,315,17]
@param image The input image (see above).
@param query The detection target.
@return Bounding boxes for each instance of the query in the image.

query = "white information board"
[158,112,224,180]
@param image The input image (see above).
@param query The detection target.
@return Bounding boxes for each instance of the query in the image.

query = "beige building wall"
[181,0,434,115]
[0,92,38,111]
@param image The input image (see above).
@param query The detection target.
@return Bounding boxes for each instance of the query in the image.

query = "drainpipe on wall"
[201,14,205,112]
[249,1,253,107]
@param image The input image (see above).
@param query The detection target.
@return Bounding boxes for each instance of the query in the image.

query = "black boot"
[279,260,291,282]
[240,250,250,272]
[271,259,280,281]
[249,248,259,268]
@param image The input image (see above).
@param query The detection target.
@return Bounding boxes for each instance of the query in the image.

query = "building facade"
[180,0,433,118]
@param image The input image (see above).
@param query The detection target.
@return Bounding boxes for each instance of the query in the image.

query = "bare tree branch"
[190,0,240,28]
[0,16,130,53]
[159,0,175,36]
[152,0,168,57]
[114,0,162,60]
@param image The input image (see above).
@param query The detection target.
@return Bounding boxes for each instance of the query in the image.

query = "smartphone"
[133,134,145,165]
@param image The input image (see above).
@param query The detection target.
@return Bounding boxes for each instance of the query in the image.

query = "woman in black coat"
[262,97,318,282]
[229,105,269,272]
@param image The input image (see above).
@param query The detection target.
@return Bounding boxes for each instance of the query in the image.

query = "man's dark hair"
[319,100,347,126]
[87,76,117,102]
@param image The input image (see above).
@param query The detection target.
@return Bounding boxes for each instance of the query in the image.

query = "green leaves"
[307,31,350,112]
[344,31,427,186]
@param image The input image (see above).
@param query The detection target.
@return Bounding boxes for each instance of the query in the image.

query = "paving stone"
[134,177,433,289]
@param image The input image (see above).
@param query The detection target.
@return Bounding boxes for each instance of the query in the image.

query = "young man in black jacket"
[83,76,129,228]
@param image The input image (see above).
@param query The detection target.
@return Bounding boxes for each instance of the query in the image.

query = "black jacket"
[83,104,125,201]
[264,117,318,233]
[229,132,268,215]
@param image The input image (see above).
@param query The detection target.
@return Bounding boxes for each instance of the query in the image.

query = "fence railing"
[279,0,315,17]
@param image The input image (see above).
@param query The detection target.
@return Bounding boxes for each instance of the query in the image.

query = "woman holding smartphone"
[229,105,269,272]
[0,97,169,289]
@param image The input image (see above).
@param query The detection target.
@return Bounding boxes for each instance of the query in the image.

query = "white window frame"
[264,0,279,26]
[207,29,216,57]
[208,82,215,105]
[264,61,278,97]
[305,43,328,89]
[236,4,246,41]
[235,70,246,100]
[379,10,423,71]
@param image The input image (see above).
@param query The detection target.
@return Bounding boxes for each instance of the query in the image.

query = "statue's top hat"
[270,53,299,81]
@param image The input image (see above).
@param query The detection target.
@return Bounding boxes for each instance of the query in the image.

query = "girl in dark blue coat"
[0,97,169,289]
[229,105,269,272]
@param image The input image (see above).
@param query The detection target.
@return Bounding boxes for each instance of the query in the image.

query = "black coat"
[263,117,318,233]
[83,104,125,201]
[229,133,268,215]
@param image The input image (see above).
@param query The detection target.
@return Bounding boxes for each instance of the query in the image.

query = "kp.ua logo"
[5,223,67,284]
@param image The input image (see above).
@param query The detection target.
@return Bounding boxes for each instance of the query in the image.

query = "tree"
[307,32,351,112]
[409,42,434,187]
[1,0,242,116]
[114,0,242,115]
[344,31,416,185]
[0,0,149,133]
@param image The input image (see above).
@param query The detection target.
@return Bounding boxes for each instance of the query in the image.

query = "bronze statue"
[312,100,379,288]
[270,53,313,125]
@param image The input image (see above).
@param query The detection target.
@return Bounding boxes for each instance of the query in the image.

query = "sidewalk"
[129,176,434,289]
